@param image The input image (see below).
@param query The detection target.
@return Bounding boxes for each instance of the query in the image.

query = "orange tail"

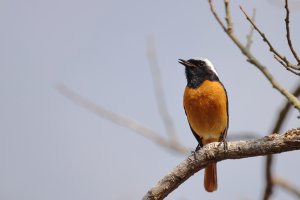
[204,163,217,192]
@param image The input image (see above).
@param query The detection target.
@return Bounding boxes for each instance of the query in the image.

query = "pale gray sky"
[0,0,299,199]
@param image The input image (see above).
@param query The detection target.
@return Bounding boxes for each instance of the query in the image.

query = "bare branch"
[55,83,189,154]
[208,0,227,32]
[240,6,300,71]
[273,177,300,199]
[240,6,283,61]
[208,0,300,111]
[143,128,300,200]
[274,55,300,75]
[264,155,273,200]
[245,8,256,51]
[224,0,233,33]
[285,0,300,65]
[146,37,179,144]
[263,83,300,200]
[271,83,300,134]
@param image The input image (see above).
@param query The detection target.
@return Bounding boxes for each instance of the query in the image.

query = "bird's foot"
[218,138,228,151]
[191,143,202,159]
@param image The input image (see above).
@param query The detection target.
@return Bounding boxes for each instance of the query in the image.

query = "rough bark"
[143,128,300,200]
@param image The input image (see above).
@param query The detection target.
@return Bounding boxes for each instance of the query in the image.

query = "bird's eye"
[199,61,205,66]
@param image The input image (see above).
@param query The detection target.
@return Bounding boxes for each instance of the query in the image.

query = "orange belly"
[184,80,228,143]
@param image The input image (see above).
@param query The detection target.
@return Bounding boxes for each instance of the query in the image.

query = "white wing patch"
[192,57,219,77]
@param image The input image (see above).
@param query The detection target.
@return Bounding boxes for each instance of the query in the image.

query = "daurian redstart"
[179,57,229,192]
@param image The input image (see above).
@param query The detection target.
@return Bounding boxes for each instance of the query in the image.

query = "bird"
[178,57,229,192]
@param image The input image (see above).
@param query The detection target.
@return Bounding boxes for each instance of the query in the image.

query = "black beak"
[178,59,194,68]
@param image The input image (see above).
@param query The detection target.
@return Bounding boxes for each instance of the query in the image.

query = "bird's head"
[178,57,219,88]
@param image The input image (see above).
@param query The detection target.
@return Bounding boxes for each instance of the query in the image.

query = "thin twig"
[143,128,300,200]
[224,0,233,33]
[285,0,300,65]
[146,37,179,144]
[240,6,299,71]
[263,83,300,200]
[273,177,300,199]
[272,83,300,138]
[245,8,256,51]
[240,7,283,62]
[264,155,273,200]
[274,55,300,75]
[208,0,227,32]
[208,0,300,111]
[55,83,189,154]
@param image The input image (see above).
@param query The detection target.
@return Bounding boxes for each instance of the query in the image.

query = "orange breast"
[184,80,228,143]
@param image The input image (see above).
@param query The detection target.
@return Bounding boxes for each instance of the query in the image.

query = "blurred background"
[0,0,299,199]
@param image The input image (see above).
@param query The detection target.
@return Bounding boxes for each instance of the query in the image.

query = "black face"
[178,58,219,88]
[186,59,206,67]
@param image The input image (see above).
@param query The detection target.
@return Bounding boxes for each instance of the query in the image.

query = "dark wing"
[220,82,229,142]
[184,106,203,147]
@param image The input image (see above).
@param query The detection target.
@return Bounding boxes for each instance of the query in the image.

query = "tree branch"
[208,0,227,32]
[273,177,300,199]
[240,6,300,72]
[55,83,189,154]
[263,83,300,200]
[245,8,256,51]
[143,128,300,200]
[224,0,233,33]
[147,36,179,144]
[284,0,300,65]
[208,0,300,111]
[273,55,300,76]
